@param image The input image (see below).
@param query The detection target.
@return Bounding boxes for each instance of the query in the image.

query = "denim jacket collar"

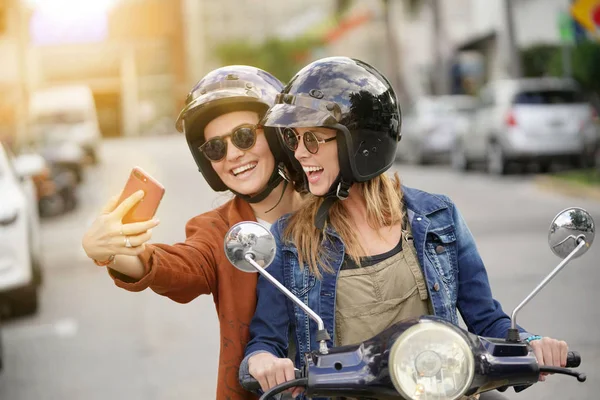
[402,185,449,220]
[320,185,448,236]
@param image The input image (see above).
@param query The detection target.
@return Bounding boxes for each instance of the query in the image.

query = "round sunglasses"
[282,128,336,154]
[199,124,258,162]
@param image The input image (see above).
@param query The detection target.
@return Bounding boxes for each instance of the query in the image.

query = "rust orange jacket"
[109,196,259,400]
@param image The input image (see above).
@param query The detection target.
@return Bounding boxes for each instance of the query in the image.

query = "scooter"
[224,207,595,400]
[32,143,81,217]
[35,164,78,217]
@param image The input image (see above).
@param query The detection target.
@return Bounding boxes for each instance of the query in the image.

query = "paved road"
[1,135,598,400]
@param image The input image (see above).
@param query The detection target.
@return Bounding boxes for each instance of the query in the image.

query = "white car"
[26,84,102,164]
[397,95,477,164]
[0,142,45,318]
[453,78,599,174]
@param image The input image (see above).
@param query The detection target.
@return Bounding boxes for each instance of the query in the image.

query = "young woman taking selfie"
[82,66,305,400]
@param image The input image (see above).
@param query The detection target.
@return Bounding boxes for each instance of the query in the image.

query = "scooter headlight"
[389,320,475,400]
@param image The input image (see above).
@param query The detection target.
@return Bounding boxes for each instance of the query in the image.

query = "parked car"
[6,138,80,218]
[18,125,89,186]
[26,84,102,165]
[0,142,45,320]
[397,95,477,164]
[452,78,599,174]
[0,316,3,371]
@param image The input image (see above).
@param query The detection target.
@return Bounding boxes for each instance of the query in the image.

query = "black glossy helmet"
[261,57,401,227]
[177,65,305,202]
[262,57,401,192]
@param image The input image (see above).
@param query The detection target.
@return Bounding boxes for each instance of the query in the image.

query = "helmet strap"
[314,174,352,230]
[264,179,289,213]
[231,162,286,206]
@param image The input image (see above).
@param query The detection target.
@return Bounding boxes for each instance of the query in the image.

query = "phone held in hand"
[117,167,165,224]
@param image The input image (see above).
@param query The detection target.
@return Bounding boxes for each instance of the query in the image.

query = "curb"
[536,175,600,203]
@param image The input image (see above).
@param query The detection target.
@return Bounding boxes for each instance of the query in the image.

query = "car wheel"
[539,162,551,174]
[452,141,471,171]
[0,318,4,372]
[411,148,428,165]
[32,257,44,287]
[63,189,78,212]
[10,285,39,317]
[39,195,65,218]
[414,156,428,165]
[487,142,508,175]
[571,154,586,169]
[74,168,84,184]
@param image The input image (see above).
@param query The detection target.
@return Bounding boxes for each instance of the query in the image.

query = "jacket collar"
[228,196,257,223]
[321,185,448,236]
[401,185,448,217]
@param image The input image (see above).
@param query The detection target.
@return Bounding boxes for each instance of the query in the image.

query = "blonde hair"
[283,173,404,278]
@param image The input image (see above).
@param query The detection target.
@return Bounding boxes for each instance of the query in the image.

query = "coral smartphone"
[117,166,165,224]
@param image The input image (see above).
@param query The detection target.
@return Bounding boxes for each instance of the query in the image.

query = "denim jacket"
[240,186,530,388]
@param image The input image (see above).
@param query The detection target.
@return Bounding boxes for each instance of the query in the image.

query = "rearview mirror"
[224,221,276,273]
[508,207,595,342]
[548,207,595,259]
[223,221,332,354]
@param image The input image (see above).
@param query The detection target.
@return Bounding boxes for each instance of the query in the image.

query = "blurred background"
[0,0,600,399]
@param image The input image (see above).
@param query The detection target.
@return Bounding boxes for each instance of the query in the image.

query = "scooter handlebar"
[566,351,581,368]
[240,352,581,394]
[240,369,303,392]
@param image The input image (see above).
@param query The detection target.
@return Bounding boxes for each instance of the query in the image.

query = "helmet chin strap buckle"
[314,178,352,230]
[232,163,284,204]
[277,163,291,182]
[336,181,351,200]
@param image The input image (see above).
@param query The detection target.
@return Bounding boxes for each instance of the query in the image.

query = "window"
[512,89,587,105]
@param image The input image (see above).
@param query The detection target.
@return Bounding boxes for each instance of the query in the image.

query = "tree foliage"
[520,41,600,96]
[214,37,323,83]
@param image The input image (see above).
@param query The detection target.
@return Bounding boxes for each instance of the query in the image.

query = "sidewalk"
[536,173,600,202]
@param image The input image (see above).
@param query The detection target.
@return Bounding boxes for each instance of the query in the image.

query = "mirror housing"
[548,207,595,259]
[224,221,276,273]
[223,221,331,354]
[508,207,595,342]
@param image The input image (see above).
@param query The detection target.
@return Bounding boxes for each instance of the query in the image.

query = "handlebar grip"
[240,376,261,392]
[506,352,582,395]
[240,369,303,392]
[566,351,581,368]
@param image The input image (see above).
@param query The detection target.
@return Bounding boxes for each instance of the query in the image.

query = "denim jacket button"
[433,282,440,291]
[435,245,445,254]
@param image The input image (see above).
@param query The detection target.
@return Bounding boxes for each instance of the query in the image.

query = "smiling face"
[293,127,339,196]
[204,110,275,196]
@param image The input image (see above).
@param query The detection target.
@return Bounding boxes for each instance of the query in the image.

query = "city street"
[1,135,599,400]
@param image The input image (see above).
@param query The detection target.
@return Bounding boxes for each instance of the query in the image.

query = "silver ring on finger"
[125,236,133,248]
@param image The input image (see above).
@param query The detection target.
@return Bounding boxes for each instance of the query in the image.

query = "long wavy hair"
[283,173,404,278]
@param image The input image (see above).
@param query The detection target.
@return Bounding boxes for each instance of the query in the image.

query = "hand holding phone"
[117,167,165,224]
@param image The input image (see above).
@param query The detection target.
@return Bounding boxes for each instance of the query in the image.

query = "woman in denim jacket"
[240,57,568,398]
